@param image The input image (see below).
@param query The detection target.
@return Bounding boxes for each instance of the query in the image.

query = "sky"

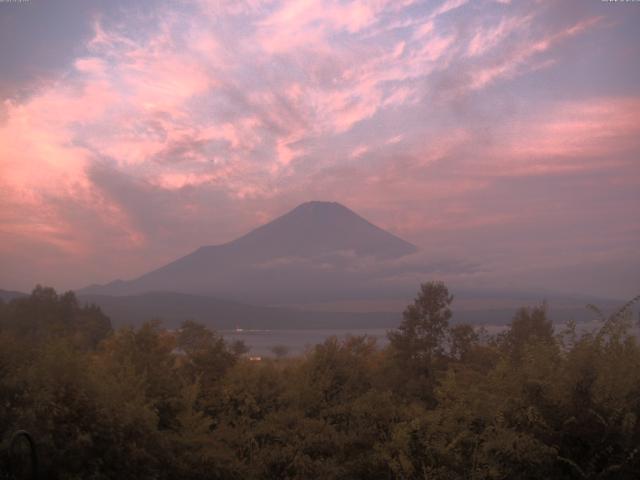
[0,0,639,299]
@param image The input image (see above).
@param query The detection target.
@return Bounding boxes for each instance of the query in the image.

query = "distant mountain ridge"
[77,291,630,330]
[80,201,418,301]
[79,291,398,330]
[0,289,28,302]
[3,288,629,332]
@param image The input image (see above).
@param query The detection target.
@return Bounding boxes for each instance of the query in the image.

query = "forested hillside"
[1,284,638,479]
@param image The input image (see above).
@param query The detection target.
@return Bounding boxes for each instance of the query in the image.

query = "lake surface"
[220,328,392,357]
[219,321,632,358]
[220,325,511,357]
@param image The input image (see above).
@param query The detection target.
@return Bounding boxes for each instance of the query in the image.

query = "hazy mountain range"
[2,201,630,329]
[80,201,418,302]
[1,287,624,331]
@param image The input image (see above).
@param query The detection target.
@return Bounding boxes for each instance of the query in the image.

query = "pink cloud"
[429,0,469,19]
[275,131,306,168]
[1,0,637,295]
[349,144,369,159]
[466,15,532,57]
[255,0,386,54]
[469,16,603,91]
[486,97,640,176]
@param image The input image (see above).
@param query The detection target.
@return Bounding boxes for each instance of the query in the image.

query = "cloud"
[466,14,533,57]
[467,16,603,91]
[481,97,640,176]
[0,0,638,297]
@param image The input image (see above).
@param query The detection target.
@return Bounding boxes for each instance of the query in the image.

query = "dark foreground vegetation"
[0,284,639,479]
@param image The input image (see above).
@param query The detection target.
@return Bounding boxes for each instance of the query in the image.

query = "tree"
[177,320,238,382]
[0,285,111,348]
[387,281,453,402]
[449,323,479,362]
[389,281,453,361]
[270,344,290,359]
[500,304,554,360]
[176,320,241,416]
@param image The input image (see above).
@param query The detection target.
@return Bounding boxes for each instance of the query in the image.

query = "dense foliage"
[0,283,639,479]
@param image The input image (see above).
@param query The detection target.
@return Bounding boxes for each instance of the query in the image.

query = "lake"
[220,325,512,357]
[220,328,392,357]
[219,321,627,358]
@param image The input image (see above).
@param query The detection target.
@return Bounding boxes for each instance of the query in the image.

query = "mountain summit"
[81,201,417,300]
[225,201,416,260]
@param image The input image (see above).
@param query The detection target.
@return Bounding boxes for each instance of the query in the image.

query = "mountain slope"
[80,201,417,301]
[227,201,416,260]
